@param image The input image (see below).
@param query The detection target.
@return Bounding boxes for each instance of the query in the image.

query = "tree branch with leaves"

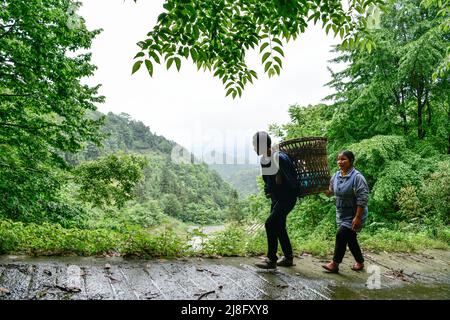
[132,0,385,98]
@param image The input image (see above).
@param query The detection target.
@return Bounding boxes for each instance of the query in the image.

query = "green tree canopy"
[74,153,148,209]
[422,0,450,79]
[266,0,450,237]
[132,0,384,98]
[0,0,104,218]
[326,0,449,150]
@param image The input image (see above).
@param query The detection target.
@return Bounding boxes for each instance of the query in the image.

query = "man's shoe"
[322,261,339,273]
[255,258,277,269]
[277,256,294,267]
[351,262,364,271]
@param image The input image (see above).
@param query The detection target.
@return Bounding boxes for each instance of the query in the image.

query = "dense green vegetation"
[0,108,237,228]
[0,219,189,257]
[71,112,236,226]
[0,0,448,258]
[258,0,449,255]
[0,0,236,256]
[0,0,104,221]
[196,0,449,258]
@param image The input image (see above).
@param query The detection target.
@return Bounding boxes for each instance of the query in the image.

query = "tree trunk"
[417,90,425,140]
[448,103,450,154]
[421,90,430,139]
[400,88,408,134]
[393,88,408,135]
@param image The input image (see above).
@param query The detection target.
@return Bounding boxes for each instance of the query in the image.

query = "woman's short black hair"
[338,150,355,165]
[253,131,271,149]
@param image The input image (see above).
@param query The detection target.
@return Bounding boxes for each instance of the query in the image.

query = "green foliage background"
[0,0,448,257]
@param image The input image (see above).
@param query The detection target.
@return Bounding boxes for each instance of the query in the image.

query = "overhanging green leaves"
[132,0,385,98]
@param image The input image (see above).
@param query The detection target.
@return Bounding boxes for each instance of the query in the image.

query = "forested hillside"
[1,94,237,227]
[210,164,260,196]
[1,110,236,230]
[65,111,176,163]
[0,0,237,255]
[70,112,236,227]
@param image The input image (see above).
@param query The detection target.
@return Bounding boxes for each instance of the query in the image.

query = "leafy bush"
[420,160,450,225]
[43,202,91,229]
[202,225,247,256]
[295,238,334,257]
[394,158,449,225]
[0,219,188,257]
[122,226,189,257]
[396,186,423,220]
[288,196,335,240]
[73,152,148,209]
[243,230,267,256]
[371,161,419,214]
[346,135,408,185]
[122,200,165,228]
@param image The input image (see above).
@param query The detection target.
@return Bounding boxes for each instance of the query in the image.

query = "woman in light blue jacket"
[322,150,369,273]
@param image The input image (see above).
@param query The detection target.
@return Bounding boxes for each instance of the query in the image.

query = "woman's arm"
[352,206,364,231]
[352,173,369,231]
[354,173,369,207]
[324,174,335,197]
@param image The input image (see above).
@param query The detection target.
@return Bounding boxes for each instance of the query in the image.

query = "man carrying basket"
[252,131,299,269]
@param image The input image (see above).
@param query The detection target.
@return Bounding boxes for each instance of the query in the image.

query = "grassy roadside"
[0,219,189,257]
[197,224,450,257]
[0,219,448,258]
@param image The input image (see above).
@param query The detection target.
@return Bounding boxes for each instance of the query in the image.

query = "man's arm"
[277,152,296,188]
[262,174,273,198]
[275,172,283,185]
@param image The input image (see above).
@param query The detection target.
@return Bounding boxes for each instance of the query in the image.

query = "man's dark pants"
[265,196,297,262]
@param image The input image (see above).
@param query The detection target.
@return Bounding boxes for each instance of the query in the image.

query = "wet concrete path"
[0,250,449,300]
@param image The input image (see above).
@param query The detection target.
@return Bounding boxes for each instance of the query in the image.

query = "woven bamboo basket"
[278,136,330,196]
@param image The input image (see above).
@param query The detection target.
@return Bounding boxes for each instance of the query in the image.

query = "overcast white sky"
[78,0,344,164]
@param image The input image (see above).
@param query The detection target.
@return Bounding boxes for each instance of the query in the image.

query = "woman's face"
[337,154,352,172]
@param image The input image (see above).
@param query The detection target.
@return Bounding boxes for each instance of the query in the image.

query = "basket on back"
[278,137,330,196]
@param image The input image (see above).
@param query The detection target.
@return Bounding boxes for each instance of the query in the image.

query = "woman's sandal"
[322,262,339,273]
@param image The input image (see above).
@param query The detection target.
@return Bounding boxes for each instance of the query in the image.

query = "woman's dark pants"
[333,225,364,263]
[265,197,297,262]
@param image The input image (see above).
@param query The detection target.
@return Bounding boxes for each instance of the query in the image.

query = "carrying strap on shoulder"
[278,151,300,191]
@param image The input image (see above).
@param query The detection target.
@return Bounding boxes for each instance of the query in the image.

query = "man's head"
[252,131,271,156]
